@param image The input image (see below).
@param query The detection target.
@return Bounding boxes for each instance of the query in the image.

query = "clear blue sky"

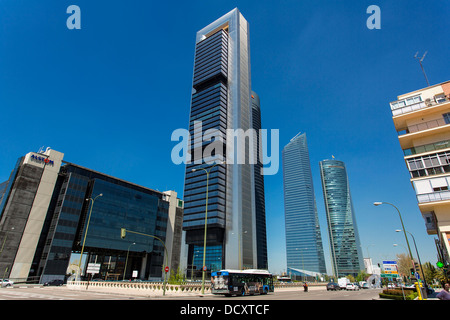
[0,0,449,275]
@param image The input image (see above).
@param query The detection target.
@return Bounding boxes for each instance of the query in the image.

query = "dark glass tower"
[319,159,364,278]
[282,133,327,277]
[182,8,266,275]
[251,91,268,269]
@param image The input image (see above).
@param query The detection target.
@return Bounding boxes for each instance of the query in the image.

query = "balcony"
[397,118,449,136]
[404,139,450,156]
[417,189,450,203]
[391,94,450,117]
[422,211,438,235]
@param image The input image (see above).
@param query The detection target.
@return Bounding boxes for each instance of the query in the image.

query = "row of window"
[408,151,450,178]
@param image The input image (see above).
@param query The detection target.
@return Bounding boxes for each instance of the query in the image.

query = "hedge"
[379,288,418,300]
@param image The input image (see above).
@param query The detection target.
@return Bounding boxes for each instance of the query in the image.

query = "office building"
[251,91,268,269]
[390,80,450,265]
[282,133,327,278]
[319,159,364,278]
[0,148,183,283]
[182,8,267,276]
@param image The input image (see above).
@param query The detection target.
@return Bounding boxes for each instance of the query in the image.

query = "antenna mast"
[414,51,430,87]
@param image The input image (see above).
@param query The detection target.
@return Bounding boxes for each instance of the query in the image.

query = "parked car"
[1,279,13,287]
[361,282,370,289]
[338,277,350,290]
[326,282,340,291]
[387,283,396,289]
[43,279,64,286]
[346,283,360,291]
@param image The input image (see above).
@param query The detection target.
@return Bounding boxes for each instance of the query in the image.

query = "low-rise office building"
[0,148,183,283]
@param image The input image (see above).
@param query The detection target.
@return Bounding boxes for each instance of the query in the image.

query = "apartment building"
[391,80,450,264]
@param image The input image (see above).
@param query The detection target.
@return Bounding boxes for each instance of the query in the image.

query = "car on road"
[1,279,13,287]
[387,283,396,289]
[43,279,64,286]
[346,283,360,291]
[326,282,340,291]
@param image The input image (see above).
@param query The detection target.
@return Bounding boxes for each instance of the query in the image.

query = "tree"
[168,267,185,285]
[396,253,413,278]
[356,270,369,282]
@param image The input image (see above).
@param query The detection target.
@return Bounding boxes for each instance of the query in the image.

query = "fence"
[67,280,324,296]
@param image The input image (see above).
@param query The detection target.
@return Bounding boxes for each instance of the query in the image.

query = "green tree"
[168,267,185,285]
[356,270,369,282]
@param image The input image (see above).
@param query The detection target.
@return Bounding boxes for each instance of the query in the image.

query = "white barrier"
[67,281,212,297]
[67,281,326,297]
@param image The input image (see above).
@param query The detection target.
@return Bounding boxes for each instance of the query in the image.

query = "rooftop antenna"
[414,51,430,87]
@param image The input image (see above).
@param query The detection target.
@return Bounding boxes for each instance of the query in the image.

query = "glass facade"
[282,133,327,276]
[252,91,268,269]
[319,159,364,278]
[183,8,263,273]
[36,163,170,282]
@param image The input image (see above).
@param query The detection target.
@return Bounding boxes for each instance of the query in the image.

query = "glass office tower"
[282,133,326,277]
[251,91,268,269]
[319,159,364,278]
[182,8,265,275]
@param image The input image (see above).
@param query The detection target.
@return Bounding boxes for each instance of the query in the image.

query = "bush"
[379,288,418,300]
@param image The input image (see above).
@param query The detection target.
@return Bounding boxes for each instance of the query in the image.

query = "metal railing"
[391,94,450,117]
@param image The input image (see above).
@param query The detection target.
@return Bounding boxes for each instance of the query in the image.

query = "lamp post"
[123,242,135,280]
[78,193,103,279]
[396,229,428,288]
[373,202,417,275]
[120,228,169,295]
[191,161,225,295]
[232,230,247,270]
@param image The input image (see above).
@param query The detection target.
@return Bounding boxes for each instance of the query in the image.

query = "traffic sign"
[165,266,169,273]
[203,266,207,271]
[381,274,399,278]
[86,263,101,274]
[382,261,399,275]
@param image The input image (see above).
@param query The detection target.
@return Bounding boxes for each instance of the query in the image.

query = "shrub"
[380,288,418,300]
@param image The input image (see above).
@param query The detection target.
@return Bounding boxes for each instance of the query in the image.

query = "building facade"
[251,91,268,269]
[0,148,183,283]
[319,159,364,278]
[282,133,327,278]
[181,8,267,276]
[390,80,450,265]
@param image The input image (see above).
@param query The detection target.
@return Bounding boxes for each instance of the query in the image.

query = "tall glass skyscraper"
[319,159,364,278]
[282,133,326,277]
[182,8,267,275]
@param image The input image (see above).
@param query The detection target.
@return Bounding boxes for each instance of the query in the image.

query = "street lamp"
[232,230,247,270]
[396,229,427,288]
[78,193,103,279]
[191,161,225,295]
[373,202,416,276]
[120,228,169,295]
[123,242,135,280]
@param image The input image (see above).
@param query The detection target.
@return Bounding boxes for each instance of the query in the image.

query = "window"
[443,113,450,125]
[436,94,446,104]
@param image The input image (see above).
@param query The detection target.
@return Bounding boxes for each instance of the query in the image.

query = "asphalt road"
[0,285,383,300]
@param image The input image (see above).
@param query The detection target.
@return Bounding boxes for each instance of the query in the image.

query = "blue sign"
[31,154,54,165]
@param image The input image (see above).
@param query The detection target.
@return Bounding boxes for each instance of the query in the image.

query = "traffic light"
[437,261,444,268]
[121,228,126,239]
[410,268,415,276]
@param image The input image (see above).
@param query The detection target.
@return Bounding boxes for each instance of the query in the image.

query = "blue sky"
[0,0,449,275]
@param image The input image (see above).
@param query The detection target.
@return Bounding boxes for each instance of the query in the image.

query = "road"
[0,285,382,300]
